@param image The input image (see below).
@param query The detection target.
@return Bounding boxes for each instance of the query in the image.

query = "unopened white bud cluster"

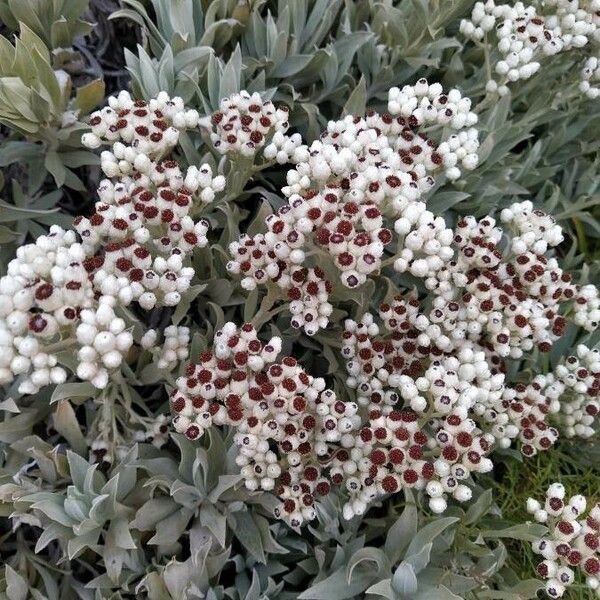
[76,298,133,388]
[0,227,89,393]
[527,483,600,598]
[500,200,564,254]
[264,131,304,164]
[210,91,291,158]
[141,326,190,370]
[461,0,600,96]
[387,80,479,180]
[554,345,600,438]
[581,56,600,98]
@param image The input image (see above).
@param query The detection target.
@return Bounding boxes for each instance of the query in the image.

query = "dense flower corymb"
[461,0,600,96]
[0,91,228,394]
[171,322,361,527]
[227,80,480,335]
[528,483,600,598]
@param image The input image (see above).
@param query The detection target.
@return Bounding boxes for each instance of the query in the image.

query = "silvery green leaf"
[53,400,86,455]
[63,495,89,522]
[465,489,494,525]
[270,54,314,78]
[297,564,377,600]
[5,565,28,600]
[205,428,227,489]
[19,493,74,527]
[136,572,172,600]
[161,557,196,600]
[108,517,137,550]
[332,31,372,78]
[50,382,96,405]
[148,506,194,545]
[174,46,212,72]
[208,474,243,502]
[254,513,289,555]
[405,517,459,558]
[476,579,543,599]
[200,503,227,548]
[137,44,161,97]
[320,49,338,93]
[365,579,396,600]
[481,522,547,542]
[346,547,390,583]
[384,493,417,564]
[243,569,262,600]
[0,408,42,443]
[342,75,366,117]
[228,510,266,563]
[475,543,507,578]
[219,44,242,101]
[170,433,196,483]
[132,497,179,531]
[92,491,118,527]
[171,479,202,508]
[201,15,237,50]
[102,542,126,584]
[158,44,175,92]
[427,191,471,213]
[0,397,19,412]
[415,585,463,600]
[66,451,95,492]
[301,0,342,50]
[67,530,100,560]
[404,542,432,575]
[391,563,417,598]
[34,521,70,553]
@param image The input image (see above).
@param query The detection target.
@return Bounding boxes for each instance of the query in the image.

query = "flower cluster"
[555,345,600,438]
[427,209,599,358]
[170,322,361,527]
[528,483,600,598]
[78,91,226,310]
[342,200,599,370]
[210,91,292,159]
[497,377,562,457]
[141,326,191,370]
[75,298,133,388]
[136,414,171,448]
[167,312,596,526]
[340,309,502,514]
[176,193,600,522]
[227,80,479,334]
[338,405,496,518]
[0,227,90,393]
[500,200,564,254]
[74,190,210,310]
[461,0,600,95]
[82,90,200,165]
[0,91,228,394]
[342,270,598,464]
